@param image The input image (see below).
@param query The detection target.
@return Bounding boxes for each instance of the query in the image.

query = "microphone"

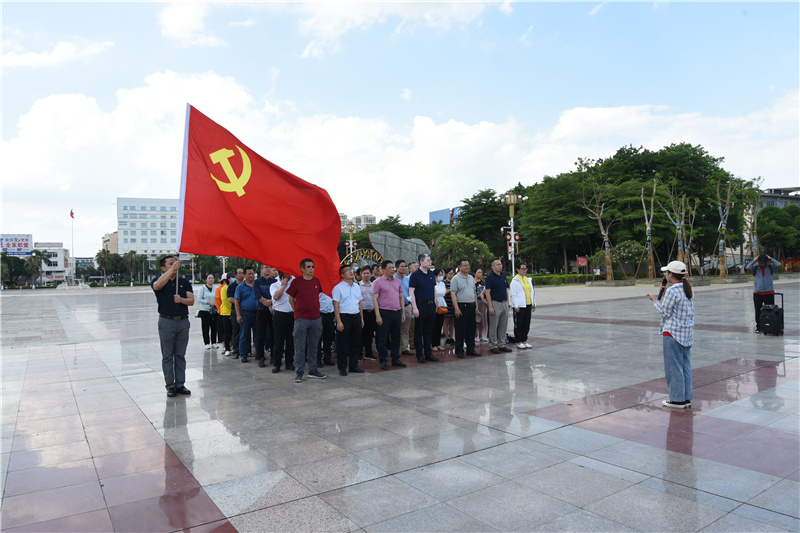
[657,277,667,300]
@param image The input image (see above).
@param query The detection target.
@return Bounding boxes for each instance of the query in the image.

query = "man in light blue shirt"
[394,259,414,355]
[332,265,364,376]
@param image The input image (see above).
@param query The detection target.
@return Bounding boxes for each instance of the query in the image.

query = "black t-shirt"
[485,271,509,301]
[409,268,436,302]
[152,277,193,316]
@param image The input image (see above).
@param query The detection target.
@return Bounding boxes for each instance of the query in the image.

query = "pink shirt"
[372,276,403,311]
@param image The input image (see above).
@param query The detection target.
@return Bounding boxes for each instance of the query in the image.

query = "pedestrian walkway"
[1,279,797,532]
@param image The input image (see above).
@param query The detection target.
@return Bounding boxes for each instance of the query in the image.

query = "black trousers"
[199,310,218,345]
[256,308,273,361]
[377,309,402,364]
[337,314,361,371]
[414,301,435,361]
[230,305,240,354]
[753,293,775,331]
[218,314,232,350]
[454,303,477,356]
[361,309,376,357]
[272,311,295,370]
[513,306,532,343]
[317,312,335,364]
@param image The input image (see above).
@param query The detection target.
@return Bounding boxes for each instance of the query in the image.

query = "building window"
[123,231,128,235]
[151,238,157,243]
[160,231,166,235]
[123,206,127,210]
[151,223,156,228]
[150,230,156,235]
[170,223,176,228]
[119,222,127,227]
[171,238,176,243]
[161,206,166,211]
[170,231,176,235]
[171,207,176,211]
[141,206,146,211]
[124,239,128,243]
[131,239,136,243]
[123,214,128,218]
[139,214,147,219]
[130,206,136,210]
[160,223,166,228]
[161,238,167,243]
[150,206,156,211]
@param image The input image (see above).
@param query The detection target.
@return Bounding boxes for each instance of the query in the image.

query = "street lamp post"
[503,193,526,273]
[346,222,357,256]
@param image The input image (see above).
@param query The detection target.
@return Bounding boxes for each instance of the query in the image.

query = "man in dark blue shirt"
[484,258,512,354]
[152,255,194,397]
[409,253,439,364]
[227,268,244,357]
[254,265,277,367]
[234,266,259,363]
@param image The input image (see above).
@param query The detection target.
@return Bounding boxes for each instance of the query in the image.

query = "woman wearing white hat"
[647,261,694,409]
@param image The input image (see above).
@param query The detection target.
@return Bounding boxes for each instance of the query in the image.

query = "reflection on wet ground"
[1,280,798,531]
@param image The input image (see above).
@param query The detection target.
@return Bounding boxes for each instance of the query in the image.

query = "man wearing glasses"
[286,258,327,383]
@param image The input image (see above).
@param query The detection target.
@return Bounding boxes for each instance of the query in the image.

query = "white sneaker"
[517,343,526,349]
[480,338,489,343]
[204,344,211,350]
[522,343,531,348]
[212,344,219,348]
[224,350,231,356]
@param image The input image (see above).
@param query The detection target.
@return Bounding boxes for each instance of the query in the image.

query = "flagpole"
[71,211,74,285]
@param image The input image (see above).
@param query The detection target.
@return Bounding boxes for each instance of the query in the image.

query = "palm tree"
[124,250,139,286]
[95,248,111,287]
[25,249,52,288]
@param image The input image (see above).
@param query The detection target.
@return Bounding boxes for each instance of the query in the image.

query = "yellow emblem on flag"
[209,146,251,197]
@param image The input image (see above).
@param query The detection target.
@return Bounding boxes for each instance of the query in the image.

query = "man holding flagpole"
[152,256,194,397]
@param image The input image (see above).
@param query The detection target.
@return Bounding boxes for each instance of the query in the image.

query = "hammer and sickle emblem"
[209,146,251,197]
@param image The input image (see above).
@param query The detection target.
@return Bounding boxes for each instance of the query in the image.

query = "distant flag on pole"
[70,210,74,219]
[176,104,342,293]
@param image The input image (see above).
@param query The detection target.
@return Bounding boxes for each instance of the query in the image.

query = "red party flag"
[70,209,74,218]
[177,104,342,293]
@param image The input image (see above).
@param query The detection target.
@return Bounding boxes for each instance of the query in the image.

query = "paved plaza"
[1,278,798,532]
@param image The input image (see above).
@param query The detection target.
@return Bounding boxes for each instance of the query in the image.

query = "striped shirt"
[653,283,694,347]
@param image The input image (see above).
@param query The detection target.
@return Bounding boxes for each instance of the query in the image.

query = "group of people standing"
[151,253,541,395]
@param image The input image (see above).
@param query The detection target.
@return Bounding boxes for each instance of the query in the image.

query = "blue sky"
[2,1,798,257]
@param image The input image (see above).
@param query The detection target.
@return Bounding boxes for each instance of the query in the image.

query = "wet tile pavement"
[1,279,798,532]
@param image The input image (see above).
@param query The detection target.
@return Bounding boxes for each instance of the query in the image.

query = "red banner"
[177,105,342,293]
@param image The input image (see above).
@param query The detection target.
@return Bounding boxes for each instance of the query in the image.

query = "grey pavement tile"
[157,419,234,443]
[448,480,579,531]
[703,404,792,427]
[483,413,565,437]
[319,476,439,528]
[515,461,635,507]
[258,434,350,469]
[395,458,505,501]
[529,425,624,454]
[204,470,314,516]
[588,439,694,476]
[376,414,462,440]
[530,509,636,532]
[414,425,521,456]
[639,477,741,512]
[459,441,576,479]
[167,432,253,463]
[185,449,277,486]
[567,456,650,483]
[229,495,358,532]
[658,456,784,502]
[699,513,792,532]
[321,426,406,453]
[354,440,457,475]
[746,479,800,518]
[767,415,800,433]
[584,484,726,532]
[365,503,495,532]
[734,504,800,532]
[285,453,388,494]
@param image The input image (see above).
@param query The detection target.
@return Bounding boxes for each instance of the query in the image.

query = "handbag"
[436,306,448,315]
[475,310,482,323]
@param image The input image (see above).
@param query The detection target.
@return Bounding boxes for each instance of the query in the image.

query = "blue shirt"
[409,268,436,302]
[319,293,333,314]
[255,276,277,309]
[485,271,509,301]
[235,282,259,311]
[653,283,694,347]
[332,281,362,314]
[152,277,193,317]
[395,274,411,304]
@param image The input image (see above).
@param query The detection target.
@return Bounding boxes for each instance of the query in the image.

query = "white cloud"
[1,38,113,69]
[159,3,224,47]
[230,18,256,28]
[519,26,533,46]
[2,68,796,257]
[401,88,412,101]
[589,3,607,16]
[296,2,485,58]
[499,1,514,16]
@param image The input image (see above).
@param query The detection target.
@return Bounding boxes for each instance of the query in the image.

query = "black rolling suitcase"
[760,293,784,336]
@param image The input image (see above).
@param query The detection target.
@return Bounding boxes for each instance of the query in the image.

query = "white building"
[340,213,377,231]
[34,242,73,284]
[116,197,187,262]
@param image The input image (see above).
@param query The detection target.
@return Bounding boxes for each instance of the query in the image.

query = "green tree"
[758,206,795,258]
[1,252,26,286]
[25,249,53,287]
[430,234,493,272]
[456,190,508,257]
[124,251,139,285]
[95,249,110,285]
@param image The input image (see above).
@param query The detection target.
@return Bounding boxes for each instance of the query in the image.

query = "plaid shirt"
[653,283,694,347]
